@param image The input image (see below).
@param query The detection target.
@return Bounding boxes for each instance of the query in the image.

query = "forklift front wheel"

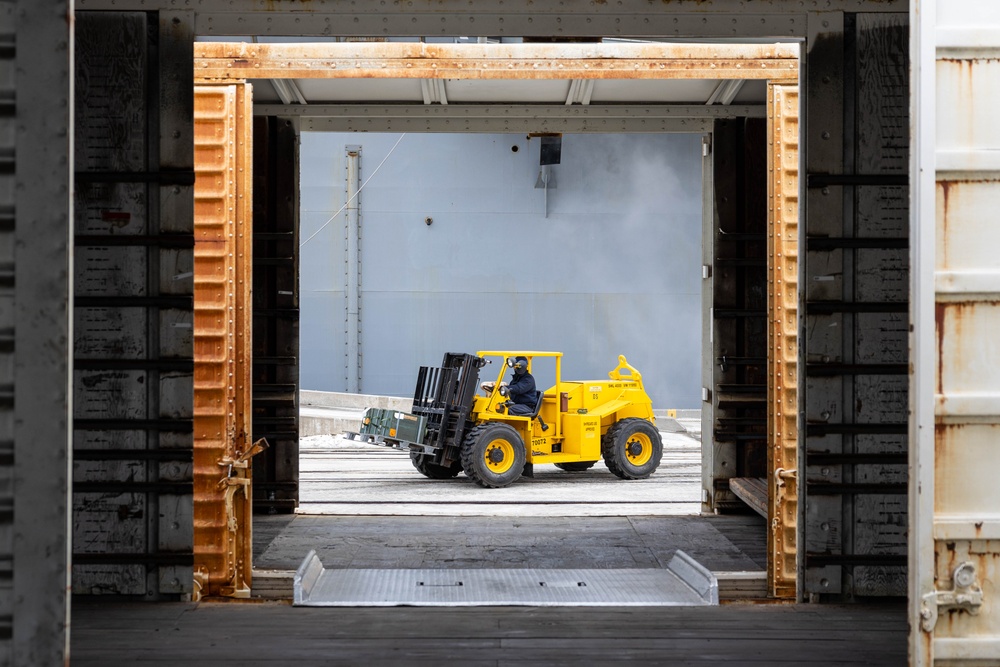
[461,422,526,488]
[410,451,463,480]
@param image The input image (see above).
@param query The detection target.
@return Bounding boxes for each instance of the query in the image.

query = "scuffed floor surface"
[70,600,907,666]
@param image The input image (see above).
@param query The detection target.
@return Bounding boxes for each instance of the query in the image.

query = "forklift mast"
[411,352,484,464]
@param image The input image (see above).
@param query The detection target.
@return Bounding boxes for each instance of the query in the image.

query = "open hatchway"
[186,40,800,604]
[0,3,935,664]
[65,1,911,621]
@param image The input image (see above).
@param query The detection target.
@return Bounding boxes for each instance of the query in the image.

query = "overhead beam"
[290,116,714,133]
[253,103,766,120]
[254,103,762,132]
[76,0,906,38]
[194,42,799,83]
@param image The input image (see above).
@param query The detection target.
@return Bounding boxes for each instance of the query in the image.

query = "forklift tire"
[460,422,526,488]
[601,418,663,480]
[410,451,462,480]
[554,461,598,472]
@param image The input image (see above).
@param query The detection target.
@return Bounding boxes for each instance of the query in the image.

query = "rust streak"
[935,301,946,396]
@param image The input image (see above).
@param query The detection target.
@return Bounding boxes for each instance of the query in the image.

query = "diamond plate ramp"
[293,549,717,607]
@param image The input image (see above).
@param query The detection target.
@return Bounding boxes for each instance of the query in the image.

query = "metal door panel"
[912,0,1000,662]
[193,82,255,599]
[72,10,195,599]
[767,82,800,600]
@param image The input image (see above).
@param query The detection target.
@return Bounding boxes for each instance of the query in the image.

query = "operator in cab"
[480,355,536,415]
[504,356,536,415]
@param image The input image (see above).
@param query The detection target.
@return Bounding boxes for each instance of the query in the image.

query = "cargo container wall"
[72,11,196,600]
[912,0,1000,663]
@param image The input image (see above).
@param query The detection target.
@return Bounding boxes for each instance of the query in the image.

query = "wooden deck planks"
[70,600,907,666]
[729,477,769,518]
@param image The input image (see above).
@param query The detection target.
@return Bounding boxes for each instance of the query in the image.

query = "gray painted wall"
[300,132,702,408]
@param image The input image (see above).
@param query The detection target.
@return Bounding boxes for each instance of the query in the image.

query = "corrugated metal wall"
[251,117,300,515]
[299,132,703,409]
[192,82,255,598]
[0,3,14,655]
[706,118,769,512]
[803,12,910,599]
[767,82,800,599]
[73,11,195,598]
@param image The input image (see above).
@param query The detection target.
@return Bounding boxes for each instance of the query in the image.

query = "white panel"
[914,0,1000,662]
[936,60,1000,154]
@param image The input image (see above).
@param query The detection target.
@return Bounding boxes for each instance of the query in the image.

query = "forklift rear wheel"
[410,451,462,479]
[601,418,663,480]
[460,422,526,488]
[553,461,598,472]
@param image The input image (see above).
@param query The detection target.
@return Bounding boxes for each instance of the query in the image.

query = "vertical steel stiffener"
[768,83,800,600]
[193,83,258,599]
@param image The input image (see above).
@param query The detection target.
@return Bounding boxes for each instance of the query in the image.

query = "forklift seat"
[530,391,548,431]
[529,391,544,418]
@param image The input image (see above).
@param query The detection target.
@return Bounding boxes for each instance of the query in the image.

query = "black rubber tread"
[460,422,526,489]
[553,460,598,472]
[409,451,462,479]
[601,418,663,480]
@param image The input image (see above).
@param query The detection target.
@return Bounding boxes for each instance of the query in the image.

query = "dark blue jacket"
[508,371,536,408]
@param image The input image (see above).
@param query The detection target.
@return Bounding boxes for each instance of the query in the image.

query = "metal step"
[293,550,718,607]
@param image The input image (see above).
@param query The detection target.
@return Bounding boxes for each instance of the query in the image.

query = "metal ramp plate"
[294,549,718,607]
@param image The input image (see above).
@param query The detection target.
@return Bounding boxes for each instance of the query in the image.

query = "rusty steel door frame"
[768,83,800,599]
[193,83,257,599]
[192,41,801,600]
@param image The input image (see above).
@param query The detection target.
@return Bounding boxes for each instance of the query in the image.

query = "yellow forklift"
[345,351,663,488]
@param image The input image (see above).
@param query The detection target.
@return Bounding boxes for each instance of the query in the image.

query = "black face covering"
[514,357,528,375]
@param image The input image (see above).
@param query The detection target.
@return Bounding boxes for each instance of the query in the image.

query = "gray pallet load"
[293,549,718,607]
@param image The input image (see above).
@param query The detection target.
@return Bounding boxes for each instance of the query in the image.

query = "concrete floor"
[294,423,703,516]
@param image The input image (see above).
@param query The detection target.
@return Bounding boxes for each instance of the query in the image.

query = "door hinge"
[920,562,984,632]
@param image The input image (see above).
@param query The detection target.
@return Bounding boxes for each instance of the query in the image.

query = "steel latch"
[217,437,269,486]
[920,562,984,632]
[774,468,797,488]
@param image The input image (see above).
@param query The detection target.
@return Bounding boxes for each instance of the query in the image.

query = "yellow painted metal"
[767,83,800,600]
[484,438,516,475]
[192,83,256,600]
[193,42,798,83]
[471,351,657,466]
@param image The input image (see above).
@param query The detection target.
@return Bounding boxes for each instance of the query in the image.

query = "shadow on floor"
[253,513,767,572]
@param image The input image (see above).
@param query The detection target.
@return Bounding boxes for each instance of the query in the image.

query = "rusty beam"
[194,42,798,82]
[193,83,258,600]
[766,82,800,600]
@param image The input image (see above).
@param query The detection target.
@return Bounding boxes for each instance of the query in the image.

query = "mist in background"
[300,132,702,408]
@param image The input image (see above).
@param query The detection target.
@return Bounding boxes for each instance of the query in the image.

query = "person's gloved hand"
[480,381,496,393]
